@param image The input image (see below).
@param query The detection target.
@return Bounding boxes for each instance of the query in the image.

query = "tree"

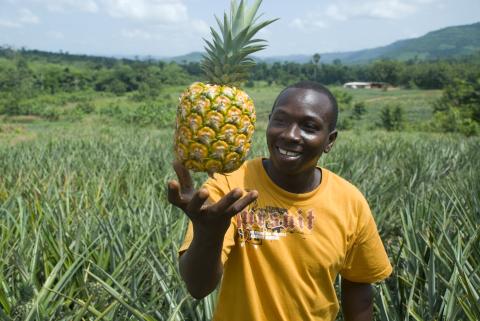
[370,60,403,85]
[312,53,321,81]
[378,105,404,131]
[352,102,366,120]
[430,77,480,135]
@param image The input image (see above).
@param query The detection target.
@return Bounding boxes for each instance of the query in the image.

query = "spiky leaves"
[202,0,278,86]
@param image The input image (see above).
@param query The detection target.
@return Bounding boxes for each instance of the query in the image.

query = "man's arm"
[168,161,257,299]
[178,224,225,299]
[341,278,373,321]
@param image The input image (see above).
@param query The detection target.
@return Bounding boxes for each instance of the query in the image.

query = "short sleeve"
[178,174,237,265]
[340,198,393,283]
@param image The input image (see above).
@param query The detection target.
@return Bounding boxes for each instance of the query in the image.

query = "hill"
[166,21,480,64]
[1,22,479,66]
[320,21,480,64]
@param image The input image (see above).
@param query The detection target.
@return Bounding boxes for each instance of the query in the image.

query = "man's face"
[266,88,337,175]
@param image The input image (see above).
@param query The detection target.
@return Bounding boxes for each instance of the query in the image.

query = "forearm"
[341,279,373,321]
[179,231,224,299]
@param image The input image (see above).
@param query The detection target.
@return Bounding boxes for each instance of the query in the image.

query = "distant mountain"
[164,22,480,64]
[2,22,478,66]
[160,52,204,63]
[319,21,480,64]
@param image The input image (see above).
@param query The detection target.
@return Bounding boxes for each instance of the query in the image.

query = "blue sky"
[1,0,479,57]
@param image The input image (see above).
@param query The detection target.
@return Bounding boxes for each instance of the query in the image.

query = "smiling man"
[168,81,392,321]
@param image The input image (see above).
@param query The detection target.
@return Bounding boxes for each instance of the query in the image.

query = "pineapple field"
[1,0,479,318]
[0,101,479,320]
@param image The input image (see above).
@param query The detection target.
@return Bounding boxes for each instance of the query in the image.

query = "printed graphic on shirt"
[236,200,315,246]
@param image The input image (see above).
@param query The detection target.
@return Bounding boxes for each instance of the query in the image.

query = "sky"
[0,0,479,58]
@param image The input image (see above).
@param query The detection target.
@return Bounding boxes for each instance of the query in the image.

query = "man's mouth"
[277,147,301,157]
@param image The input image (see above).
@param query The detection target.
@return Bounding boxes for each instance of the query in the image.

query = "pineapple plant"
[174,0,277,174]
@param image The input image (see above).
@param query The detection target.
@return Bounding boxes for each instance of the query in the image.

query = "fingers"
[208,188,243,214]
[186,188,210,217]
[173,160,194,195]
[209,189,258,218]
[167,180,184,209]
[224,190,258,218]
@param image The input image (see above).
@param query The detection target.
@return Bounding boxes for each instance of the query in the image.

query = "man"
[168,81,392,321]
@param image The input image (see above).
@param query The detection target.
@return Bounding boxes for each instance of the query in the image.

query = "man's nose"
[282,123,301,142]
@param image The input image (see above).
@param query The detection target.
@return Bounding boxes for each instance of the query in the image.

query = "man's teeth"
[278,148,300,157]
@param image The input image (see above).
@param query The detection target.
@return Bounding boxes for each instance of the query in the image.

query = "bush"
[352,102,366,120]
[377,105,404,131]
[430,77,480,135]
[99,102,176,128]
[332,89,353,111]
[38,106,61,121]
[77,101,95,114]
[245,79,255,88]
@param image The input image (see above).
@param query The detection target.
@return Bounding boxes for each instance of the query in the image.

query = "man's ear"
[324,129,338,153]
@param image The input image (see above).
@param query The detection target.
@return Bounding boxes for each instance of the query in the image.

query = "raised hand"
[167,160,258,237]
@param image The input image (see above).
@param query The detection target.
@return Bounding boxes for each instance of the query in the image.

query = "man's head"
[266,81,338,176]
[271,81,338,132]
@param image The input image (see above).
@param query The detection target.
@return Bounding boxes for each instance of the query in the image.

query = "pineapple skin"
[174,82,256,174]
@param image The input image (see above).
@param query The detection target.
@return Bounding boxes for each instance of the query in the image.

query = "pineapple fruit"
[174,0,277,174]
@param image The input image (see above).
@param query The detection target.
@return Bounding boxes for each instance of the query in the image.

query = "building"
[343,82,389,89]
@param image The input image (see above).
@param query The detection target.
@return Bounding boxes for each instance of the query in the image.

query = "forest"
[1,47,479,136]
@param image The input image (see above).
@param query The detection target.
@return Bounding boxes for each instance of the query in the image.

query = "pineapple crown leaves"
[201,0,278,86]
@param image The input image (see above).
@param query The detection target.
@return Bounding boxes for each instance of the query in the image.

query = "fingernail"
[199,188,209,198]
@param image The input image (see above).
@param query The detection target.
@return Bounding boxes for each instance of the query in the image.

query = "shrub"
[352,101,366,120]
[430,77,480,135]
[77,101,95,114]
[378,105,404,131]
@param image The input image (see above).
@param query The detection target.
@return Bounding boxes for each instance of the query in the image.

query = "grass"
[0,86,478,320]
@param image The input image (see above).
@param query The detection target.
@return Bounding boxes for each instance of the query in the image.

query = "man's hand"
[341,278,373,321]
[168,160,258,238]
[168,160,258,299]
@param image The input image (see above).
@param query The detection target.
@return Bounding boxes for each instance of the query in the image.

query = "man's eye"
[271,118,288,126]
[302,123,319,132]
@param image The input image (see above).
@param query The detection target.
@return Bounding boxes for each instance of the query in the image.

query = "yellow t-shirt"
[179,157,392,321]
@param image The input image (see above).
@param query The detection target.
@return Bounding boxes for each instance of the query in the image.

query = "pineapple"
[174,0,277,175]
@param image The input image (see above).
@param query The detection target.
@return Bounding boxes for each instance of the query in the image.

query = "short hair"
[271,81,338,131]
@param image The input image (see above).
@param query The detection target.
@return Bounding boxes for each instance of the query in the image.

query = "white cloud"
[190,19,209,35]
[121,28,153,39]
[326,1,415,20]
[121,17,209,42]
[103,0,188,23]
[324,0,439,21]
[47,30,65,39]
[0,7,39,28]
[290,18,305,29]
[40,0,99,13]
[290,16,327,31]
[0,19,21,28]
[290,0,440,30]
[19,8,40,24]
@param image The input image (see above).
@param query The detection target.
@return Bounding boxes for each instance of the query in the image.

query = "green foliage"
[77,101,95,114]
[99,102,176,128]
[0,126,478,320]
[429,77,480,135]
[244,79,255,88]
[331,89,353,110]
[336,116,353,131]
[324,133,480,321]
[378,105,404,131]
[0,49,193,109]
[200,0,278,86]
[352,101,366,120]
[370,60,403,85]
